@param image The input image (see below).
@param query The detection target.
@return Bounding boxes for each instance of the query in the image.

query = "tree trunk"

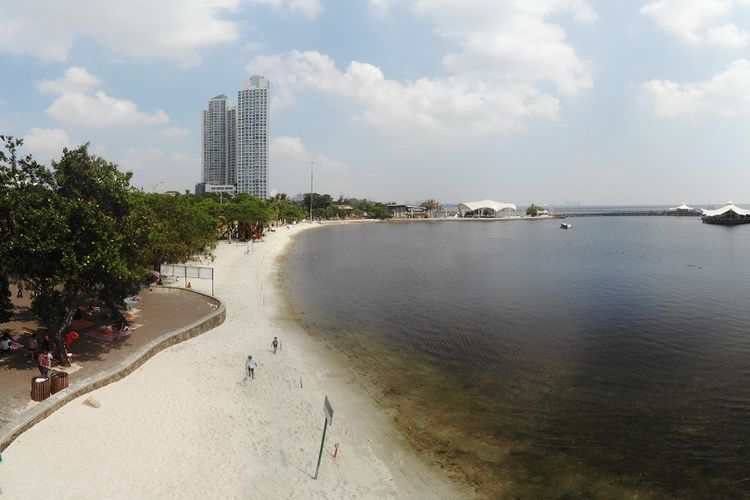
[52,303,77,367]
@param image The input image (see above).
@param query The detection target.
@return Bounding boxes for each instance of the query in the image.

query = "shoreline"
[0,223,467,499]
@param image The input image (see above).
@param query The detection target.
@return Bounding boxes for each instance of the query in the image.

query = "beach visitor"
[16,282,23,298]
[186,282,192,289]
[27,333,38,359]
[272,337,278,355]
[1,333,11,352]
[246,355,257,379]
[41,333,53,352]
[66,330,80,350]
[38,350,51,378]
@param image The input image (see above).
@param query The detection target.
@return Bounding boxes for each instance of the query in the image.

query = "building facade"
[237,76,269,198]
[200,77,269,198]
[201,94,236,186]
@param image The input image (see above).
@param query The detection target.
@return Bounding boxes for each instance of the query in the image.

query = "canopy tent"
[701,201,750,217]
[701,201,750,225]
[458,199,517,217]
[670,203,694,211]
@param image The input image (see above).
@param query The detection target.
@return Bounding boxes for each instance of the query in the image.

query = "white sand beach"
[0,224,465,499]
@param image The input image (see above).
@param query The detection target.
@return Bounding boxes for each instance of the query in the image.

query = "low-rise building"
[387,204,426,219]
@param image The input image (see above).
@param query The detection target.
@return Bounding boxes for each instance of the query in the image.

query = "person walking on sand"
[246,355,257,379]
[272,336,279,355]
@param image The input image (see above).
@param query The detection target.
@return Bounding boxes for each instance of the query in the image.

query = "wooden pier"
[560,210,700,218]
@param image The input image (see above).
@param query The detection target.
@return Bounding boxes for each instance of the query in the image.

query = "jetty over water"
[560,210,700,217]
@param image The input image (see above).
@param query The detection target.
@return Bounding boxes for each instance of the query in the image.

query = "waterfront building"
[237,76,270,198]
[670,203,700,215]
[458,200,517,218]
[201,94,236,186]
[387,204,426,219]
[195,183,237,196]
[701,201,750,225]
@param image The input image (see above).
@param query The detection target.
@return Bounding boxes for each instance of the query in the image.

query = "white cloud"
[22,128,75,162]
[154,127,190,139]
[639,59,750,118]
[251,0,322,19]
[35,66,100,94]
[37,67,170,128]
[0,0,240,64]
[367,0,393,15]
[270,136,351,195]
[706,23,750,47]
[252,1,594,143]
[415,0,596,95]
[641,0,750,48]
[252,50,560,143]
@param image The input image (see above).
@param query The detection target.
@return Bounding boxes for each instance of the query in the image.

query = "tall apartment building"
[237,75,269,198]
[199,76,269,198]
[201,94,235,187]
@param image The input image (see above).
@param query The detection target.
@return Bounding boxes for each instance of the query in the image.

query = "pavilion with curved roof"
[670,203,694,211]
[701,201,750,225]
[458,199,517,218]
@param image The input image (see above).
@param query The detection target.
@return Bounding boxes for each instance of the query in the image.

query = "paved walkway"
[0,286,219,434]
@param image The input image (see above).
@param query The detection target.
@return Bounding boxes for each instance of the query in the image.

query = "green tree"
[268,193,304,224]
[224,193,272,239]
[0,135,54,323]
[420,198,443,218]
[301,192,334,219]
[0,274,12,323]
[140,193,218,269]
[4,143,150,363]
[526,204,543,216]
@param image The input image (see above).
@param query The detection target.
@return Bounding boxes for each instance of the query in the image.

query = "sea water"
[282,217,750,498]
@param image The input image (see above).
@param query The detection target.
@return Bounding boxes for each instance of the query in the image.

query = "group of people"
[1,332,23,352]
[1,330,58,379]
[15,282,37,299]
[245,336,281,379]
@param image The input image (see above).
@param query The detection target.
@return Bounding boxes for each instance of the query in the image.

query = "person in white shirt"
[246,355,257,379]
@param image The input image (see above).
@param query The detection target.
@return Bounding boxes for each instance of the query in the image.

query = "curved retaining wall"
[0,287,226,454]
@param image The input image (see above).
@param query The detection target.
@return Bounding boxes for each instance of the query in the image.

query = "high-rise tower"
[236,75,269,198]
[201,94,235,186]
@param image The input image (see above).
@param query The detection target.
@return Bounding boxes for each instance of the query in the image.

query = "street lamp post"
[148,180,164,193]
[309,160,315,222]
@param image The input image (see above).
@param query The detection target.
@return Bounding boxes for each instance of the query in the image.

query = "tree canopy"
[526,204,544,216]
[1,134,398,359]
[420,199,443,218]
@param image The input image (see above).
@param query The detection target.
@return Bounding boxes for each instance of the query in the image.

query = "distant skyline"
[2,1,750,205]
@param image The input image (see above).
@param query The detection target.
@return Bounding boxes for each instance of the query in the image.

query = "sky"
[1,0,750,205]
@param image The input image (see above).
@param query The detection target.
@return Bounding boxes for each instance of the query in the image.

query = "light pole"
[309,160,315,222]
[148,180,164,193]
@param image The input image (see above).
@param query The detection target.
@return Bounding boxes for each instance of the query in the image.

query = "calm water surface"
[283,218,750,498]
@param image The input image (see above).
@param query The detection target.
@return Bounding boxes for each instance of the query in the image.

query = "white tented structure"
[670,203,694,211]
[458,199,517,218]
[701,201,750,225]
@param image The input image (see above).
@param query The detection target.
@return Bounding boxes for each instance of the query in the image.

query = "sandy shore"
[0,223,465,499]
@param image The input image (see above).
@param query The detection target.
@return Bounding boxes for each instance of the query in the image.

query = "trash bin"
[31,377,51,402]
[51,371,69,394]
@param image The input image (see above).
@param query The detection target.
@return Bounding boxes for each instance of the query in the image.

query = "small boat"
[560,223,572,229]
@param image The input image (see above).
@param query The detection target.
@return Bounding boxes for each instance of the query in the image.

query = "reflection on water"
[282,219,750,498]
